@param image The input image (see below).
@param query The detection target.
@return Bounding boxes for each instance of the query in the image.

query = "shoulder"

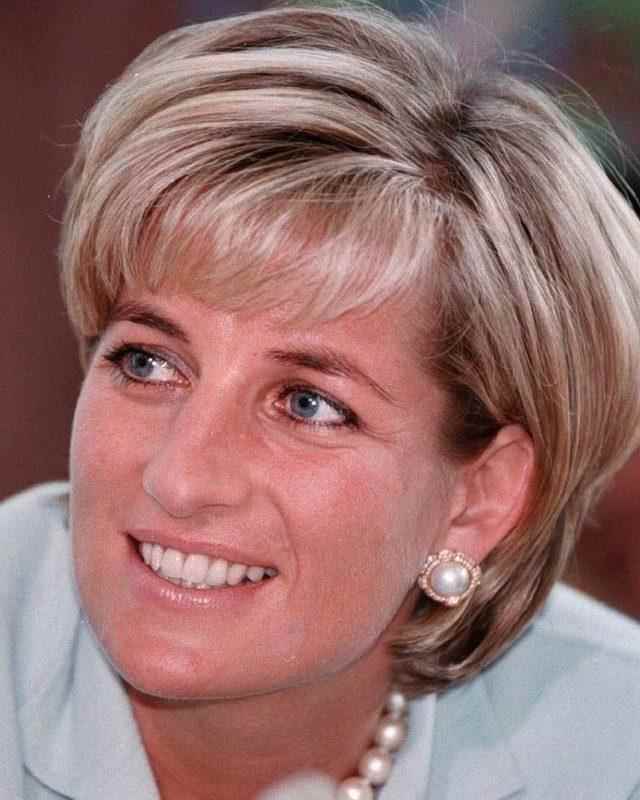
[0,481,70,548]
[534,581,640,657]
[0,482,73,605]
[0,483,80,707]
[479,585,640,797]
[430,585,640,799]
[484,583,640,709]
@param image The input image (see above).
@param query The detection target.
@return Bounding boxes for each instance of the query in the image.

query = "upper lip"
[127,529,279,568]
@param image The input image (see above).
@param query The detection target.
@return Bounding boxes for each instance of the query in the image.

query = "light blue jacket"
[2,483,640,799]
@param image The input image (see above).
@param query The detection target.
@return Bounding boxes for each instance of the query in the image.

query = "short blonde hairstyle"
[60,4,640,694]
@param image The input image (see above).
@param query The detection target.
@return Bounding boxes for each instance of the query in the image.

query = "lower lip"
[125,537,276,611]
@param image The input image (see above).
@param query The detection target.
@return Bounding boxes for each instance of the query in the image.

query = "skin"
[70,287,533,799]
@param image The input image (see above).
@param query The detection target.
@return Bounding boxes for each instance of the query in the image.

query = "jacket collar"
[19,620,159,800]
[380,693,436,800]
[428,676,525,800]
[20,609,524,800]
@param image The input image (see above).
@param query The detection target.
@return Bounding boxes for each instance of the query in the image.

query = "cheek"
[69,381,149,587]
[70,377,170,510]
[268,443,446,662]
[278,442,444,564]
[71,381,138,483]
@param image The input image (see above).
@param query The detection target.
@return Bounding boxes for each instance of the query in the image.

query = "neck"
[128,651,393,800]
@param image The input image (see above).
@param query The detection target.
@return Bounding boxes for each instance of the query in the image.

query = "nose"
[141,394,253,519]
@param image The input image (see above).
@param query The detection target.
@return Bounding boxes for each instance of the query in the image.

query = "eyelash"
[103,343,183,389]
[101,344,360,431]
[276,384,359,430]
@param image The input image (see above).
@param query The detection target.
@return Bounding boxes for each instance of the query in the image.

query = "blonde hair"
[60,4,640,694]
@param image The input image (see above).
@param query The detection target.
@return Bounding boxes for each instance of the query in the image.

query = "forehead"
[113,285,421,354]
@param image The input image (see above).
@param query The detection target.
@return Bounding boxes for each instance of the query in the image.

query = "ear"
[442,425,535,562]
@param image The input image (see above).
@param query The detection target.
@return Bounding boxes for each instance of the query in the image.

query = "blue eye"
[289,391,323,419]
[283,387,355,428]
[127,351,157,379]
[103,345,184,386]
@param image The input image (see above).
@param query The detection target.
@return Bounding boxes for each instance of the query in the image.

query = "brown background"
[1,4,182,498]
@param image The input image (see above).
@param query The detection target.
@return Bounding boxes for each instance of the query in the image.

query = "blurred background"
[2,0,639,618]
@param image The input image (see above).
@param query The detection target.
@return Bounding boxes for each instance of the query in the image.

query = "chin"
[94,630,231,700]
[90,622,302,702]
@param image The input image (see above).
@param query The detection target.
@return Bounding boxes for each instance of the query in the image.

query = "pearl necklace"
[335,689,409,800]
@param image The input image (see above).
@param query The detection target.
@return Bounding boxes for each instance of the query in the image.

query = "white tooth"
[227,563,247,586]
[206,558,229,587]
[139,542,150,565]
[160,548,185,580]
[265,568,278,578]
[183,553,210,585]
[151,544,164,572]
[246,566,265,583]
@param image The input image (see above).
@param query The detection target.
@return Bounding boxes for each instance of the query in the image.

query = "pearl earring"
[417,549,481,607]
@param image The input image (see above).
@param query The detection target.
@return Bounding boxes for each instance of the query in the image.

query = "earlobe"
[443,425,535,563]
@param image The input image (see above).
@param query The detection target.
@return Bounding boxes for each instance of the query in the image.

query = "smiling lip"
[125,534,278,610]
[127,529,278,571]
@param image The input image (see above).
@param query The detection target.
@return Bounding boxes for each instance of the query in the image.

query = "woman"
[3,5,640,799]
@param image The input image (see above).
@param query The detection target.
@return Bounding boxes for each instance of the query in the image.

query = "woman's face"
[70,287,457,700]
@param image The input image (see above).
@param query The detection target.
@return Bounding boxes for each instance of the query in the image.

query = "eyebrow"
[105,300,395,404]
[108,300,191,345]
[267,347,397,404]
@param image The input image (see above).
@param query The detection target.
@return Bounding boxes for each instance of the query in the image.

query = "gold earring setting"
[417,549,481,607]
